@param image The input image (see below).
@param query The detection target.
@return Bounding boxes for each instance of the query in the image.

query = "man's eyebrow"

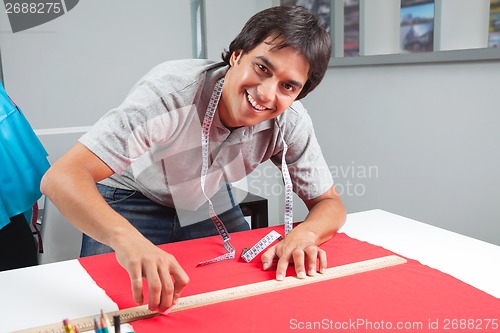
[256,56,304,89]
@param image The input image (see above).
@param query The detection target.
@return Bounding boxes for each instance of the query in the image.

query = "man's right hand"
[114,236,190,313]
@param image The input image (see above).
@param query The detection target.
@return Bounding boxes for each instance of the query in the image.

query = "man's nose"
[256,79,277,102]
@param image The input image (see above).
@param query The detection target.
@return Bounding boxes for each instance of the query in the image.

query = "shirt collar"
[212,110,274,143]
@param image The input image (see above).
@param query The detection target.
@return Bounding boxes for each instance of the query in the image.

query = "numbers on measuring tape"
[241,230,283,262]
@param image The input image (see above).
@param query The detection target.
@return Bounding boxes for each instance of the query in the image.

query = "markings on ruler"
[14,255,406,333]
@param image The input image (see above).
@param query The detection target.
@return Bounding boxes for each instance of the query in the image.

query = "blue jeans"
[80,183,249,257]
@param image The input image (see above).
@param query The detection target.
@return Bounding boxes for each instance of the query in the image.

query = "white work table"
[340,209,500,298]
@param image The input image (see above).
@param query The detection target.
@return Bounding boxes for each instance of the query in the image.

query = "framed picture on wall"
[489,0,500,48]
[344,0,360,57]
[281,0,362,57]
[400,0,435,53]
[280,0,331,33]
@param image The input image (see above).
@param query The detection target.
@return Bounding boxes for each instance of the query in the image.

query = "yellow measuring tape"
[14,255,406,333]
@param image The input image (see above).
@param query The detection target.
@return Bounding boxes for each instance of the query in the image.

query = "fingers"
[171,266,190,307]
[291,248,307,279]
[157,269,190,314]
[152,254,189,313]
[114,234,190,313]
[145,262,164,312]
[264,242,327,281]
[119,249,189,313]
[276,256,290,281]
[299,246,327,277]
[128,261,144,306]
[261,245,277,271]
[317,247,327,274]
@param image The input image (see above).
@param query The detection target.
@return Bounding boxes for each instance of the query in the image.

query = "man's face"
[218,37,309,129]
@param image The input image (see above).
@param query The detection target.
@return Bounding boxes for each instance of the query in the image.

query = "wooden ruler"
[14,255,406,333]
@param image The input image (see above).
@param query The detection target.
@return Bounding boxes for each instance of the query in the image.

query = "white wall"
[300,59,500,246]
[435,0,490,50]
[360,0,400,55]
[205,0,273,61]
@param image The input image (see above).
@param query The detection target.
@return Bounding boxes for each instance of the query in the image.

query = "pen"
[113,315,121,333]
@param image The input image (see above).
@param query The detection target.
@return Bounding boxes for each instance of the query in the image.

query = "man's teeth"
[247,93,266,111]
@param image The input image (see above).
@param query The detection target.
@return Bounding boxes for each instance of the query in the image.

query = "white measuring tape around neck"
[198,78,295,265]
[14,255,407,333]
[197,77,236,266]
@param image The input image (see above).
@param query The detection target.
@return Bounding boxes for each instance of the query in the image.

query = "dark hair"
[221,6,332,100]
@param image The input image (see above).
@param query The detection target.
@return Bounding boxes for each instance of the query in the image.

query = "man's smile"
[246,91,269,112]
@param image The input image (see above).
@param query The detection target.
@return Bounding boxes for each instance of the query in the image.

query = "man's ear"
[230,50,243,66]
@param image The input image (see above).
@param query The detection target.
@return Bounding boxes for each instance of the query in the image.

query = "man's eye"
[283,83,295,92]
[257,64,268,74]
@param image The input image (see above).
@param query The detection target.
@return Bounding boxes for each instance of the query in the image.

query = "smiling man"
[41,6,346,314]
[219,39,309,128]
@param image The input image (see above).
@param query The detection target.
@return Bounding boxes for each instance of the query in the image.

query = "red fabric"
[79,226,500,333]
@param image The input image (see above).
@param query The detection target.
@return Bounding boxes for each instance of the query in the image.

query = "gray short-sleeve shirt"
[79,59,333,211]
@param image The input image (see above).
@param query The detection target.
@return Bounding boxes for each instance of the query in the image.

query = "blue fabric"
[0,83,50,229]
[81,183,250,256]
